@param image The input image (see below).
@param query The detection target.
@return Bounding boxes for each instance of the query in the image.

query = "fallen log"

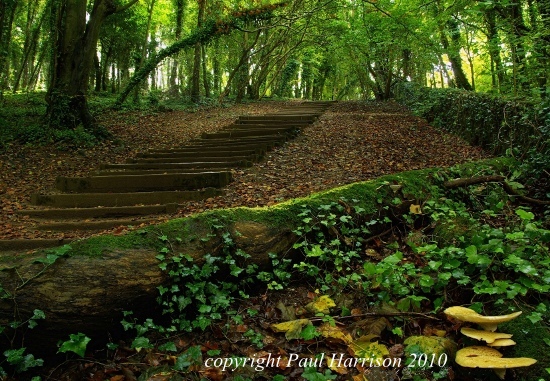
[0,219,295,354]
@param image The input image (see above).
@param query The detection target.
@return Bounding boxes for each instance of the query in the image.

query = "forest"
[0,0,547,115]
[0,0,549,380]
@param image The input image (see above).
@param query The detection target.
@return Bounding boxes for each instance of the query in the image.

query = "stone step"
[36,218,162,232]
[201,129,295,140]
[186,136,286,146]
[18,204,178,219]
[238,114,317,121]
[0,238,73,252]
[149,143,273,153]
[94,168,231,176]
[100,161,252,170]
[135,149,262,159]
[31,188,222,207]
[55,172,232,193]
[231,121,312,126]
[127,155,260,164]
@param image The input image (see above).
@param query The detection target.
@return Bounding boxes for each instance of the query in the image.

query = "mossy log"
[0,221,294,353]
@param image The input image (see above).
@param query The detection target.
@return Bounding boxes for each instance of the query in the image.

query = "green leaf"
[300,324,319,340]
[58,333,91,357]
[158,341,178,352]
[306,245,324,257]
[516,209,534,221]
[130,336,153,351]
[4,348,43,373]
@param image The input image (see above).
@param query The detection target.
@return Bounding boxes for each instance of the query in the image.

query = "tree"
[0,0,19,97]
[46,0,138,133]
[114,3,287,107]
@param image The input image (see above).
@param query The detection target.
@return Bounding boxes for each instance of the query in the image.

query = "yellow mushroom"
[460,328,513,344]
[444,306,522,331]
[487,338,516,347]
[455,346,537,380]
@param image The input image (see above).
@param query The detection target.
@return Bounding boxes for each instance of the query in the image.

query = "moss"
[27,158,512,260]
[499,314,550,381]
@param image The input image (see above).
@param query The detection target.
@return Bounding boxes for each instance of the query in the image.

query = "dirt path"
[0,100,486,242]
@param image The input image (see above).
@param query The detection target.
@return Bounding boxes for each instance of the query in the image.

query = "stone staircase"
[0,101,334,252]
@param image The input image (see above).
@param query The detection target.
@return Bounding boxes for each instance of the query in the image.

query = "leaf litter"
[0,100,485,242]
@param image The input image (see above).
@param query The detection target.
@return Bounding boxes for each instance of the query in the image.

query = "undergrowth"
[394,83,550,195]
[1,164,549,380]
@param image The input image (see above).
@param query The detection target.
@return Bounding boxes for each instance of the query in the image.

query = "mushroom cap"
[460,328,512,343]
[444,306,522,331]
[456,346,537,369]
[488,338,517,347]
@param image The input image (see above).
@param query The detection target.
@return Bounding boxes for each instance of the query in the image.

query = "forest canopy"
[0,0,548,112]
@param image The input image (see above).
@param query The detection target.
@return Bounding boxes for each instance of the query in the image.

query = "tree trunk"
[236,31,249,103]
[484,7,506,92]
[0,222,295,354]
[12,0,43,93]
[533,0,549,97]
[94,51,102,92]
[191,0,205,103]
[0,0,18,94]
[47,0,138,132]
[133,0,156,103]
[201,44,210,98]
[169,0,185,95]
[439,21,472,91]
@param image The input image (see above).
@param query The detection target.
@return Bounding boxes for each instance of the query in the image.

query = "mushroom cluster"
[444,306,537,380]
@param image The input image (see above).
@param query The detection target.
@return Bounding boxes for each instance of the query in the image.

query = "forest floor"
[0,100,487,242]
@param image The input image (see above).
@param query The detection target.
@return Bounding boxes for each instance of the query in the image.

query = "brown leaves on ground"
[0,100,486,241]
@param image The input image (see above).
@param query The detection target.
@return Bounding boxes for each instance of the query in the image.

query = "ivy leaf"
[130,336,153,352]
[515,209,534,221]
[158,341,178,352]
[300,324,320,340]
[58,333,91,357]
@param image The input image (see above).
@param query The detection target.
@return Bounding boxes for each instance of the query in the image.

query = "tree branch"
[114,0,139,14]
[443,176,550,205]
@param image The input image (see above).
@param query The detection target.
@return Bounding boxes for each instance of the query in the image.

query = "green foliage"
[301,367,337,381]
[2,348,43,374]
[57,333,91,357]
[0,246,70,376]
[289,170,550,309]
[243,328,265,349]
[395,84,550,184]
[130,230,260,334]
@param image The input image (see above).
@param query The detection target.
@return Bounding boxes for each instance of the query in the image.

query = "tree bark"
[201,44,210,98]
